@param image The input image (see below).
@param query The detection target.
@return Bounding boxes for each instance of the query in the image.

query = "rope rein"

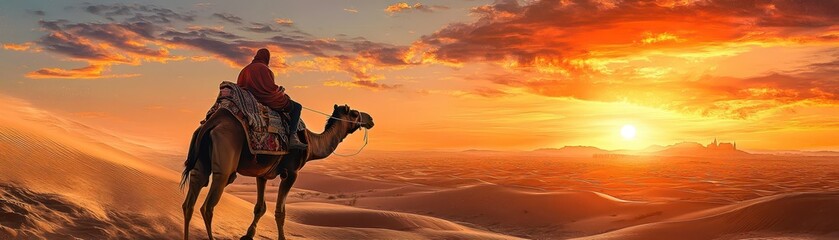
[302,106,365,125]
[301,106,369,157]
[331,128,368,157]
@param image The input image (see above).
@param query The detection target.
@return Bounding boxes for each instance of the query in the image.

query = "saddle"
[201,81,306,155]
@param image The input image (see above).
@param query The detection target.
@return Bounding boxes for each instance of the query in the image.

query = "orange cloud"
[641,32,685,44]
[274,18,294,25]
[289,56,388,82]
[25,64,140,79]
[421,0,837,67]
[385,2,445,14]
[412,0,839,117]
[2,42,36,51]
[323,79,401,90]
[385,3,413,13]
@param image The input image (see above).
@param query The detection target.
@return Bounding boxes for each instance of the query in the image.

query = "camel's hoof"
[240,236,254,240]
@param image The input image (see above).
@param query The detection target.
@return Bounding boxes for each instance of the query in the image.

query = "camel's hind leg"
[200,123,243,239]
[182,164,209,240]
[241,177,267,240]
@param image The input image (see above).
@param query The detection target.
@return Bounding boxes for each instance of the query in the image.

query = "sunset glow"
[0,0,837,152]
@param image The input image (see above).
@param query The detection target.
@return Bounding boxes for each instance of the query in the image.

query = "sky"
[0,0,837,152]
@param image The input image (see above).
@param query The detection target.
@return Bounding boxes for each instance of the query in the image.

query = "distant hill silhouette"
[640,144,667,152]
[462,149,508,154]
[534,146,611,157]
[533,140,752,158]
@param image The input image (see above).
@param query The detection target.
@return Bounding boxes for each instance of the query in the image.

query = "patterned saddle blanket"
[202,81,305,155]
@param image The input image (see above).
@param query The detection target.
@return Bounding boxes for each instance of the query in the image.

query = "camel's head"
[328,104,374,133]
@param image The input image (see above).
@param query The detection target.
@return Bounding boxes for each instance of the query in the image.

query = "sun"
[621,124,637,140]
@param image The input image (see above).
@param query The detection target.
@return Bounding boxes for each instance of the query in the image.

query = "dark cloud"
[27,10,45,16]
[267,35,347,56]
[415,4,449,12]
[84,3,195,23]
[59,22,170,58]
[24,4,408,88]
[119,21,157,38]
[211,13,242,24]
[240,23,281,33]
[160,28,242,40]
[36,20,177,64]
[240,20,300,34]
[38,20,69,31]
[166,37,255,65]
[38,31,129,63]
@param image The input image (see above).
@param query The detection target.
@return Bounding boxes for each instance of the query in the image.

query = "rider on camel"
[237,48,307,150]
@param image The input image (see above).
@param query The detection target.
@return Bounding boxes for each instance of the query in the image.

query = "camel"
[180,104,374,240]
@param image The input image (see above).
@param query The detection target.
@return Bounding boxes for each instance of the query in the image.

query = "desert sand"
[225,151,839,240]
[2,96,839,239]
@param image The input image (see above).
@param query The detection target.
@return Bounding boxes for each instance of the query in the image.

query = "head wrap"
[252,48,270,65]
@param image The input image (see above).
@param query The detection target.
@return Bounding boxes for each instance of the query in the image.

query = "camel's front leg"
[241,177,267,240]
[275,171,297,240]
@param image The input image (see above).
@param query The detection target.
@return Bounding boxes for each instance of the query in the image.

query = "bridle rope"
[302,106,369,157]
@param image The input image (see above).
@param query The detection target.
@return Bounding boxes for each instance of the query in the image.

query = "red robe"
[237,49,289,111]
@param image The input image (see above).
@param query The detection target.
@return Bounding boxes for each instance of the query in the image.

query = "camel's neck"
[305,121,350,161]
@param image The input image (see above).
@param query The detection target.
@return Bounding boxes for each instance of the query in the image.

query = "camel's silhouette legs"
[241,177,268,240]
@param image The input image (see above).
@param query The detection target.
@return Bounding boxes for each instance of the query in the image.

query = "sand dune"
[574,191,839,240]
[0,182,178,239]
[277,177,716,239]
[293,172,408,194]
[0,98,279,239]
[285,202,518,240]
[236,151,839,239]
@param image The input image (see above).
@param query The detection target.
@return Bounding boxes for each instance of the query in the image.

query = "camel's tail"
[180,125,208,190]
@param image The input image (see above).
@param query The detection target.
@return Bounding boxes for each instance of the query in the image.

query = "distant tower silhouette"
[707,138,736,151]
